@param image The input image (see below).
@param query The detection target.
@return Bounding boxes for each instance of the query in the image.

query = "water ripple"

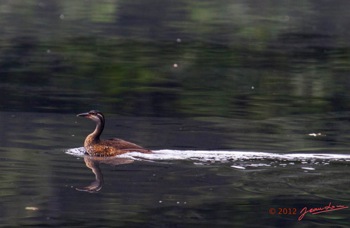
[66,147,350,163]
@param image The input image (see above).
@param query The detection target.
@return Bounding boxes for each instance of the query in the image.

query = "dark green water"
[1,112,349,227]
[1,0,350,117]
[1,1,350,227]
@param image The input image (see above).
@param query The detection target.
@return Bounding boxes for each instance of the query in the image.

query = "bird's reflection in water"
[76,156,134,193]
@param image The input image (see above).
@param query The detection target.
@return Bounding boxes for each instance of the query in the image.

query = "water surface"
[1,112,350,227]
[1,0,350,227]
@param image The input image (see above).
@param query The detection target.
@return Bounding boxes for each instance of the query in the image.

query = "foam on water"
[66,147,350,163]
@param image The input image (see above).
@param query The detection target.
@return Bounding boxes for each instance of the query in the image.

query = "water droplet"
[231,165,245,170]
[301,167,315,171]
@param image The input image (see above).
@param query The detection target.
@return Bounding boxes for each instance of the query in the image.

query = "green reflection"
[0,0,350,118]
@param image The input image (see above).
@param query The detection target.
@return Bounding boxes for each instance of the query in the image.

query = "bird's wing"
[105,138,146,150]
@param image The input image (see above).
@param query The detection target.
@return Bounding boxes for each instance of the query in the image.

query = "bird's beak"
[77,112,90,117]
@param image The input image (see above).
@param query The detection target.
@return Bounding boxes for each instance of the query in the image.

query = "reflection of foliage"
[1,0,350,116]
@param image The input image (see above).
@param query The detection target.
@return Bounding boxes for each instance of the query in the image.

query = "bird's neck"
[85,119,104,144]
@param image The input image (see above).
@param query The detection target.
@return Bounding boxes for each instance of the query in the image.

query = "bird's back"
[86,138,152,156]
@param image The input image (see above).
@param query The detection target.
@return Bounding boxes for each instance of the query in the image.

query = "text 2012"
[278,208,297,215]
[268,208,297,215]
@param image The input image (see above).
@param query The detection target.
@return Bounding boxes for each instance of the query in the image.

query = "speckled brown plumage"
[77,110,152,157]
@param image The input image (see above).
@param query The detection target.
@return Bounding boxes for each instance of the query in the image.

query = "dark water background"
[1,0,350,227]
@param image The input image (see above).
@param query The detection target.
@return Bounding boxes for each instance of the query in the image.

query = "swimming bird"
[77,110,151,156]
